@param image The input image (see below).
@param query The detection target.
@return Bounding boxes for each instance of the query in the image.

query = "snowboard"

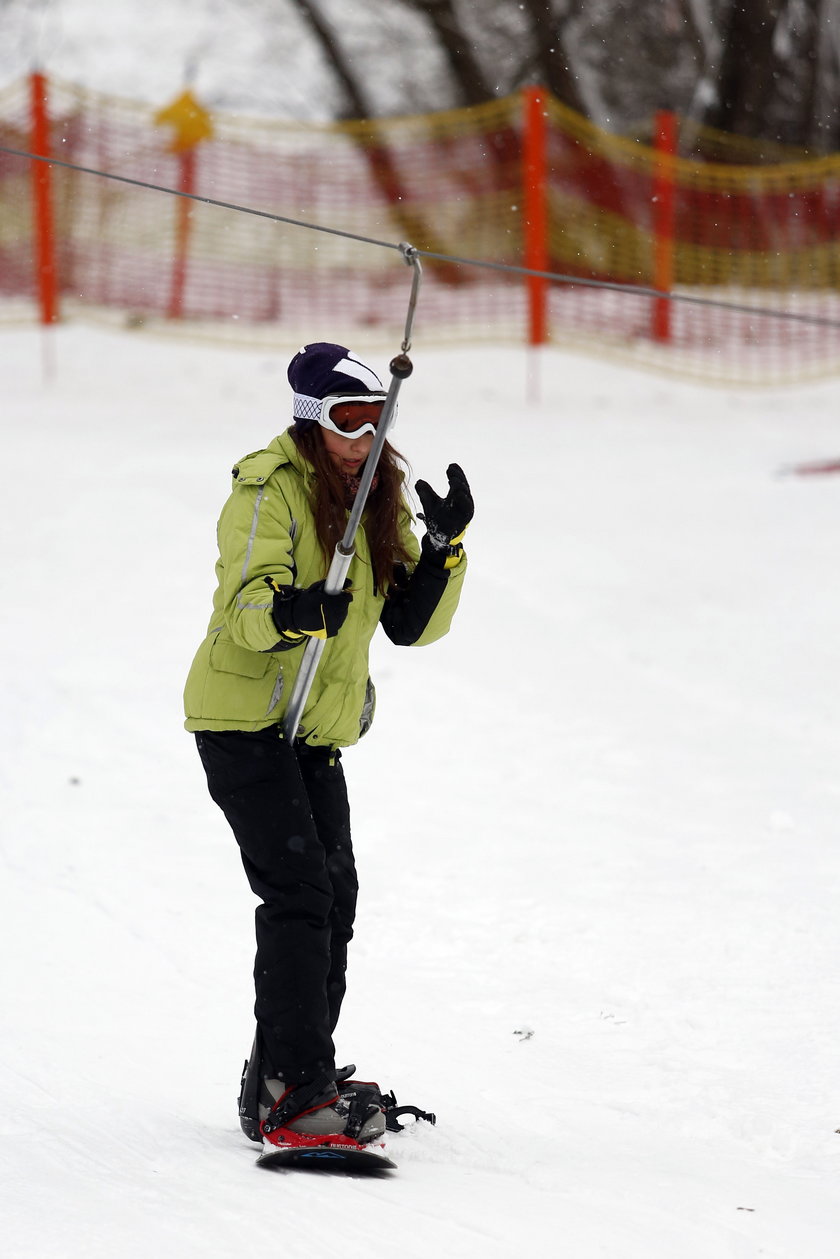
[257,1142,396,1173]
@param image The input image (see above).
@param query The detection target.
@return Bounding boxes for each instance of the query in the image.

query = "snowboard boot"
[238,1034,386,1147]
[260,1071,385,1153]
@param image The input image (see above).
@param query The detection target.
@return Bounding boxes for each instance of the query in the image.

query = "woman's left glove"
[415,463,473,568]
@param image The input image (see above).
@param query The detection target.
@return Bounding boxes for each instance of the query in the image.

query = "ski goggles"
[293,391,394,439]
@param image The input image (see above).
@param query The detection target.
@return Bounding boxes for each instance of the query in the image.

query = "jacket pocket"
[209,639,271,679]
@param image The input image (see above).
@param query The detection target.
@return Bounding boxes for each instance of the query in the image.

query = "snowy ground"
[3,324,840,1257]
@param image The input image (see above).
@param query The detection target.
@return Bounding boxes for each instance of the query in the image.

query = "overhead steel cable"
[3,141,840,334]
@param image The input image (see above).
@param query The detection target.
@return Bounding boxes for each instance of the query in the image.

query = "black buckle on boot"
[335,1071,436,1136]
[261,1070,338,1136]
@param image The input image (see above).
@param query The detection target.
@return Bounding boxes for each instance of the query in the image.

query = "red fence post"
[154,90,214,321]
[651,109,678,343]
[522,86,548,347]
[30,70,58,325]
[168,149,195,320]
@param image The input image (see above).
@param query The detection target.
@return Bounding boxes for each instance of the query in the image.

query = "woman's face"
[320,426,375,474]
[318,400,379,474]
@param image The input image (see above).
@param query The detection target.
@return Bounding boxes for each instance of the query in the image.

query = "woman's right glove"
[266,577,353,641]
[415,463,474,569]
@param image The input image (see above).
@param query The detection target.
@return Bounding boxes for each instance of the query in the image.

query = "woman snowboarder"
[184,342,471,1154]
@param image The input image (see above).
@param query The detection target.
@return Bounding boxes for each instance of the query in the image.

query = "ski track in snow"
[3,326,840,1257]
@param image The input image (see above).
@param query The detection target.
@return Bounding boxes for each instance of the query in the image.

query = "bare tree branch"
[289,0,466,279]
[520,0,589,115]
[290,0,373,120]
[417,0,497,105]
[280,0,833,157]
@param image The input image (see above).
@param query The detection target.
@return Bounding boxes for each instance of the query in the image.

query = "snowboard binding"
[237,1030,435,1143]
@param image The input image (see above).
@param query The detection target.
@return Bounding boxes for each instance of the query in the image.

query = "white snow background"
[3,323,840,1257]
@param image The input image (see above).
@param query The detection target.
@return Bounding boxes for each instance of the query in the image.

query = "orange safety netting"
[1,74,839,384]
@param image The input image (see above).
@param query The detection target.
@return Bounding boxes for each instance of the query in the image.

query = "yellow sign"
[154,90,214,152]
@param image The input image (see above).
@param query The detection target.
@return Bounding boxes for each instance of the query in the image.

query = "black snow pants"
[195,728,357,1085]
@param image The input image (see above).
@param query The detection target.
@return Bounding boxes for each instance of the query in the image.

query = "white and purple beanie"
[288,342,384,430]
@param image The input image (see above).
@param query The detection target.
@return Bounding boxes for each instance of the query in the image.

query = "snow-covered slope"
[3,326,840,1256]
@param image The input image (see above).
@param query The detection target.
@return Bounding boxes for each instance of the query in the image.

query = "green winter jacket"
[183,429,466,748]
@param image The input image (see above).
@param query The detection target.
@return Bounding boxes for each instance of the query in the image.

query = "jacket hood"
[231,428,310,487]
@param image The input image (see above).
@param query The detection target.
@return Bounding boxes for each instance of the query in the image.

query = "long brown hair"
[291,425,414,591]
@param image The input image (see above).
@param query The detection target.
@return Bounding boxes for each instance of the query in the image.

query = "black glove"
[267,578,352,641]
[415,463,474,567]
